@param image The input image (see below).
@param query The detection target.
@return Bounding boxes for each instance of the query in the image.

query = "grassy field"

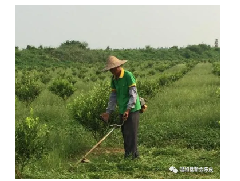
[16,62,220,179]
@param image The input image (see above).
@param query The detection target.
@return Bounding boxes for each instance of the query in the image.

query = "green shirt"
[111,68,141,114]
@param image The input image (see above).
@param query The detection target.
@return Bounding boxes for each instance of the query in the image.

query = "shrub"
[155,66,165,72]
[51,67,56,71]
[77,73,86,79]
[134,72,139,78]
[72,70,77,76]
[15,108,49,173]
[81,68,88,74]
[67,82,119,141]
[155,63,170,72]
[49,79,76,100]
[148,70,156,75]
[15,75,41,104]
[95,70,102,75]
[212,62,220,76]
[98,75,106,80]
[173,72,183,81]
[129,67,136,72]
[139,74,144,78]
[65,75,77,85]
[91,77,98,82]
[137,80,159,97]
[83,77,90,82]
[146,62,154,68]
[39,73,51,84]
[158,74,171,86]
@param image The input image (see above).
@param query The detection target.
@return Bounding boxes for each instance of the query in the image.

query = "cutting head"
[80,158,90,163]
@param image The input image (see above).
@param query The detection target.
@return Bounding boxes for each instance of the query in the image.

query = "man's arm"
[106,90,117,114]
[127,86,137,110]
[123,86,137,120]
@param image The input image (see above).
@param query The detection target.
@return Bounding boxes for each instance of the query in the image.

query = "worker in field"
[101,55,144,160]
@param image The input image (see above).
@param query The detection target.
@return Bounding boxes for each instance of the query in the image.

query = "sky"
[15,5,220,49]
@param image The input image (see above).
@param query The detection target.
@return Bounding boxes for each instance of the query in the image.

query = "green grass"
[18,62,220,179]
[139,63,219,148]
[163,63,186,73]
[23,145,219,179]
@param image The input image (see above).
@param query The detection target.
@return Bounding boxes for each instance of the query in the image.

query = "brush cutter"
[73,120,124,166]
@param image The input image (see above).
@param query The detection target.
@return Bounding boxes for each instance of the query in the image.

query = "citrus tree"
[68,82,119,141]
[49,78,76,100]
[15,108,49,174]
[15,74,41,105]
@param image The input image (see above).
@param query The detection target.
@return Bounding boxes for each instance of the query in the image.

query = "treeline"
[15,40,220,69]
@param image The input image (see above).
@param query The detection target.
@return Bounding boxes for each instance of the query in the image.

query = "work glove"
[100,113,109,123]
[140,105,148,113]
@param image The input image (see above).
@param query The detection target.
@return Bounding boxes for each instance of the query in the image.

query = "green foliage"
[146,62,154,68]
[158,74,171,86]
[65,75,77,85]
[185,44,211,56]
[15,74,41,104]
[39,73,52,84]
[129,67,136,72]
[77,73,86,79]
[139,74,146,78]
[72,70,77,76]
[60,40,89,49]
[148,70,156,75]
[95,70,102,75]
[67,82,119,141]
[98,75,106,80]
[15,108,49,171]
[91,76,98,82]
[155,64,169,72]
[14,62,219,179]
[212,62,220,76]
[14,41,220,179]
[216,87,220,98]
[137,80,159,97]
[49,79,76,100]
[15,42,220,70]
[186,128,220,150]
[139,63,219,151]
[137,62,198,98]
[56,71,78,83]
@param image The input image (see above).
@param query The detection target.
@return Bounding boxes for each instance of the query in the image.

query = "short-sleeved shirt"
[111,68,141,114]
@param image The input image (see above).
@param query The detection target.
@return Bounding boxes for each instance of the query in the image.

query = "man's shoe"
[124,152,131,159]
[132,152,139,160]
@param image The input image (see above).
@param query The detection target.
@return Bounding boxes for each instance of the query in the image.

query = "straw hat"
[102,56,127,71]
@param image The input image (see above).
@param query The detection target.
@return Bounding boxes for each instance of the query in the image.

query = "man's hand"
[123,109,130,121]
[100,113,109,122]
[140,105,148,113]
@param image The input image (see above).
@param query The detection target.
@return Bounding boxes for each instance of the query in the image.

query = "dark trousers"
[120,111,140,158]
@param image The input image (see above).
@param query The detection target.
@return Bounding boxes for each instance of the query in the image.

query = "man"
[101,56,141,159]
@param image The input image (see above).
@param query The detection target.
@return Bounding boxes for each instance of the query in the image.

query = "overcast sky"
[15,5,220,49]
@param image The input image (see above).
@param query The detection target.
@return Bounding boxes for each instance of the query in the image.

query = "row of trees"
[15,41,220,69]
[16,40,218,52]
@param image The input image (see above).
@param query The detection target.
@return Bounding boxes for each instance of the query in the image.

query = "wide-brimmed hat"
[102,56,127,71]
